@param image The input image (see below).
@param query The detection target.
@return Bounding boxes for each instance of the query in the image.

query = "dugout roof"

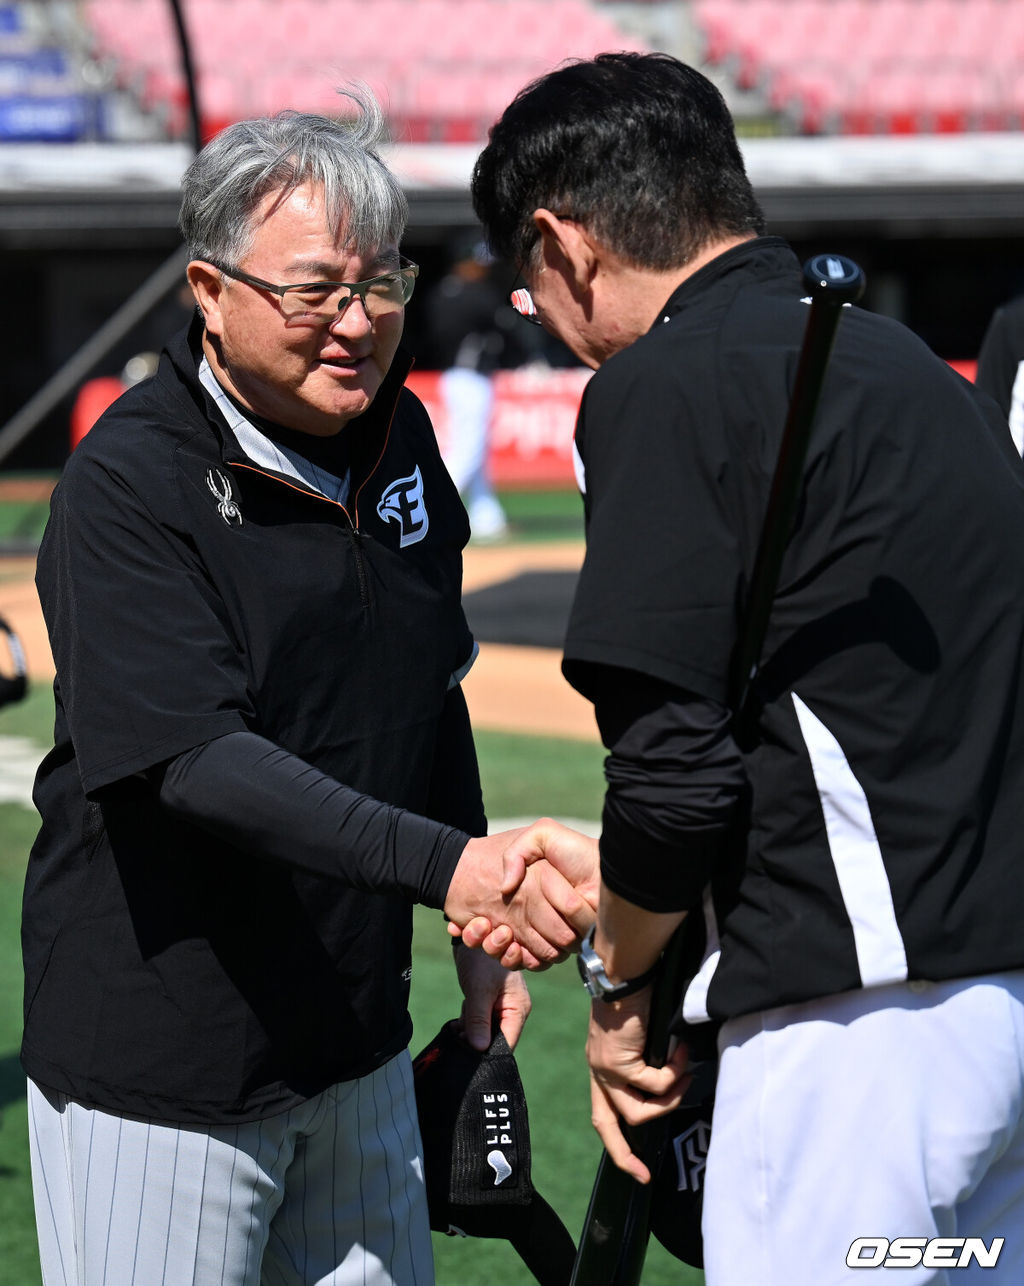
[0,134,1021,249]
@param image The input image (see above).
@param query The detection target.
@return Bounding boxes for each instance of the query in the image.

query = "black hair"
[471,52,765,271]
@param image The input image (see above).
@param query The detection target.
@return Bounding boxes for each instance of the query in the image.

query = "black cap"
[648,1058,716,1269]
[412,1019,577,1286]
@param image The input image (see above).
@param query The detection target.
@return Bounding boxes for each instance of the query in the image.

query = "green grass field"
[0,479,586,554]
[0,483,700,1283]
[495,487,585,544]
[0,476,53,553]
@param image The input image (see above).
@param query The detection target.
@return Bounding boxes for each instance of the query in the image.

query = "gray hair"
[178,86,408,266]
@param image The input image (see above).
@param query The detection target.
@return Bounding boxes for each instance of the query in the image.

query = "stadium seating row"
[5,0,1024,142]
[694,0,1024,133]
[81,0,648,142]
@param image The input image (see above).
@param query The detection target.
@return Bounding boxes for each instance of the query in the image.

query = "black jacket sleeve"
[425,683,487,837]
[152,728,467,908]
[567,661,747,913]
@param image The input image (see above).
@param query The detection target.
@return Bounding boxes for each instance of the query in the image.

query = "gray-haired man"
[23,92,597,1286]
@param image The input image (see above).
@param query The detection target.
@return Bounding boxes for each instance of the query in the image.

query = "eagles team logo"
[377,466,429,548]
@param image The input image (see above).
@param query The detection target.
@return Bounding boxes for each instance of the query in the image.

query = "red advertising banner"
[70,360,981,482]
[405,366,592,487]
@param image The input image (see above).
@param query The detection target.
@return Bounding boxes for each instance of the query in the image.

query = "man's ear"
[532,209,598,297]
[186,261,225,336]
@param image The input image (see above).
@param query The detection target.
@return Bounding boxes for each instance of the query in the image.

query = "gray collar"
[198,356,350,507]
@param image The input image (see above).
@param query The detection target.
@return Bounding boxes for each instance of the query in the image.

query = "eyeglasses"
[210,256,419,321]
[508,212,580,326]
[510,286,542,325]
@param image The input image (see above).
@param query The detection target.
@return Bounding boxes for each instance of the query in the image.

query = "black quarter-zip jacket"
[564,238,1024,1025]
[24,317,481,1124]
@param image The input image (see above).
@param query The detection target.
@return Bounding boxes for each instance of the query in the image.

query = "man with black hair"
[463,52,1024,1284]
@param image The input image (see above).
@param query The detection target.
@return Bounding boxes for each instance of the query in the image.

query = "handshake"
[444,819,600,970]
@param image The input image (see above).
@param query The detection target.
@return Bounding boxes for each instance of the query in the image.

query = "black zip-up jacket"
[564,238,1024,1024]
[23,318,481,1124]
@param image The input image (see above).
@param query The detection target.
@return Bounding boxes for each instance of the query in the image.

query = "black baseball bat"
[569,253,866,1286]
[731,252,867,733]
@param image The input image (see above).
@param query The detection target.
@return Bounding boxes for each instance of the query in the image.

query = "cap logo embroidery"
[480,1089,517,1189]
[377,466,429,547]
[670,1116,712,1193]
[487,1150,512,1185]
[207,468,242,526]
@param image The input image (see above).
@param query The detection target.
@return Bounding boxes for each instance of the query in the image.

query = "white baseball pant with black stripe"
[703,971,1024,1285]
[27,1051,434,1286]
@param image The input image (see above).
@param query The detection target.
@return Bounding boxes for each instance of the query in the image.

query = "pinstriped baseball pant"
[27,1052,435,1286]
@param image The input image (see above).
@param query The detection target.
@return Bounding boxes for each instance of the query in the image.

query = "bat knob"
[803,253,866,304]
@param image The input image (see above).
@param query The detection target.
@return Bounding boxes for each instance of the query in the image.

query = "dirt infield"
[460,539,597,741]
[0,540,600,743]
[0,477,56,503]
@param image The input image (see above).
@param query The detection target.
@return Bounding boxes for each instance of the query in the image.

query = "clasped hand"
[443,818,599,969]
[586,990,692,1183]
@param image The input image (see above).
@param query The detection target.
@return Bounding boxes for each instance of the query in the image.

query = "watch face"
[577,937,657,1002]
[577,947,605,997]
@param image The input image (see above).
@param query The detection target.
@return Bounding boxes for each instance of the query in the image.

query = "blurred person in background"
[424,231,520,541]
[0,614,27,709]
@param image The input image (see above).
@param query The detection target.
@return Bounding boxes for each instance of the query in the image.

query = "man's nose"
[328,294,372,337]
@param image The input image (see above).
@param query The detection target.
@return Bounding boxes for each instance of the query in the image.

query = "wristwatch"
[576,927,660,1002]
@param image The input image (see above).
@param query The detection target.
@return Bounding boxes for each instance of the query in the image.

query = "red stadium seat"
[72,0,1023,142]
[694,0,1022,136]
[770,64,848,134]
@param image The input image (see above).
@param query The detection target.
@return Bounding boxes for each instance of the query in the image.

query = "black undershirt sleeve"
[570,662,747,914]
[152,728,468,909]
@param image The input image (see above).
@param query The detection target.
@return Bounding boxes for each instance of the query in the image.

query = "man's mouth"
[317,354,367,373]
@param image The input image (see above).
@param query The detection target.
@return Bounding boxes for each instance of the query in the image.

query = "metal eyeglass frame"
[508,212,581,325]
[209,256,419,319]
